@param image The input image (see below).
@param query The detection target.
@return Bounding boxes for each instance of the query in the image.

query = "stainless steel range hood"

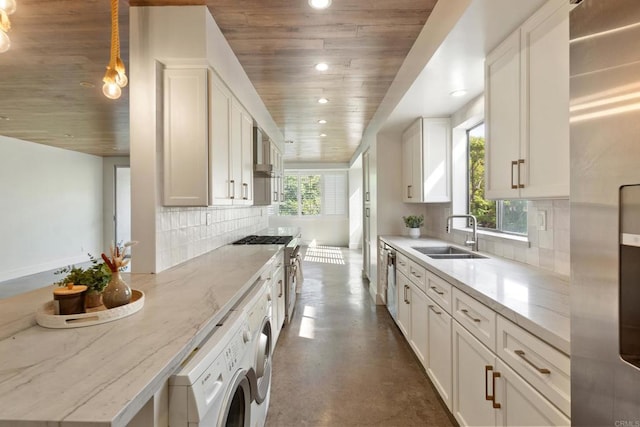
[253,126,273,177]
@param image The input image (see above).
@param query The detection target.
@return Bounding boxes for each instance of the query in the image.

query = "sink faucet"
[446,214,478,252]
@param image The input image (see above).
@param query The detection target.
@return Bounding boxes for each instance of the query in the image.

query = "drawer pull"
[428,305,442,315]
[461,308,481,323]
[514,350,551,374]
[430,286,444,295]
[492,371,502,409]
[411,271,422,278]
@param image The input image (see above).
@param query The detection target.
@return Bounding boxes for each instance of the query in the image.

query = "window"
[467,123,527,235]
[280,170,347,216]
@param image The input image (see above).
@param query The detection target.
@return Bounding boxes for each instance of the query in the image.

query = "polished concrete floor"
[266,246,455,427]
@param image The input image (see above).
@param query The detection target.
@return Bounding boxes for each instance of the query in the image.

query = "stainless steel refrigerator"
[571,0,640,424]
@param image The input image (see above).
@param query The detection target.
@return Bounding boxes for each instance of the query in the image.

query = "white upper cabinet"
[485,0,569,200]
[402,117,451,203]
[163,68,209,206]
[209,70,233,205]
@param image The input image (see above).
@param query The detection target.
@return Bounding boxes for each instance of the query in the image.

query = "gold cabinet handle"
[430,286,444,295]
[485,365,493,401]
[461,308,481,323]
[517,159,525,188]
[407,185,412,199]
[511,160,518,189]
[428,305,442,315]
[514,350,551,374]
[242,183,248,200]
[492,371,502,409]
[229,180,235,199]
[278,279,283,297]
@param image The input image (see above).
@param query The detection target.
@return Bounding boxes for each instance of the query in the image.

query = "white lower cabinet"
[452,321,497,427]
[387,244,570,427]
[408,282,429,368]
[426,299,452,410]
[495,359,570,427]
[396,272,411,339]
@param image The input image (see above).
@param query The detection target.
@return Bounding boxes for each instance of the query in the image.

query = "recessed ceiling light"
[318,98,329,104]
[320,133,327,137]
[450,89,467,97]
[318,119,327,124]
[0,115,9,120]
[64,133,74,138]
[315,63,329,71]
[80,81,96,88]
[309,0,331,9]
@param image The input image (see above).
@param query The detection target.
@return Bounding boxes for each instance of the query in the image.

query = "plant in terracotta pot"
[403,214,424,238]
[54,254,112,308]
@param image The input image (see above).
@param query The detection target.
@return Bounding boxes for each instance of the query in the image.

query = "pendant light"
[0,0,16,53]
[102,0,127,100]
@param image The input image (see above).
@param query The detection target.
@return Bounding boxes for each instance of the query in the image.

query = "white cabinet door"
[422,118,451,202]
[409,284,429,369]
[240,108,254,203]
[363,149,371,203]
[402,119,421,202]
[519,0,569,199]
[272,263,285,344]
[209,71,233,205]
[230,99,244,203]
[426,299,452,411]
[163,68,209,206]
[485,0,569,200]
[452,321,496,427]
[485,30,521,200]
[495,359,570,427]
[396,272,411,339]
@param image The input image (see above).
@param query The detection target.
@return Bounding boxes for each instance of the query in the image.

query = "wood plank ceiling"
[0,0,437,162]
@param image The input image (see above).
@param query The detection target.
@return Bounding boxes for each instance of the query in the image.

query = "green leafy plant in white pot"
[403,214,424,239]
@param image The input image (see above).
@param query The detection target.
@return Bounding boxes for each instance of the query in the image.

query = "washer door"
[254,317,272,404]
[217,370,252,427]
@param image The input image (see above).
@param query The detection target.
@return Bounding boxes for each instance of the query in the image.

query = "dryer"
[237,274,273,427]
[169,309,254,427]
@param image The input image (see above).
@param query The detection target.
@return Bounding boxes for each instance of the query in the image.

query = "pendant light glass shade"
[0,0,16,15]
[0,28,9,53]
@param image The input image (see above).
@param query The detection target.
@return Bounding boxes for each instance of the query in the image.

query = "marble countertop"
[0,245,282,427]
[381,236,570,354]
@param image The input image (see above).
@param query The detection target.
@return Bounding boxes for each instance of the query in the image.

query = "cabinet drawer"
[497,316,570,416]
[408,260,427,293]
[426,272,453,314]
[452,288,496,351]
[396,252,410,277]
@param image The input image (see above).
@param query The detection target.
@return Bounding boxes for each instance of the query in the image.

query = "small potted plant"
[403,214,424,238]
[54,254,112,308]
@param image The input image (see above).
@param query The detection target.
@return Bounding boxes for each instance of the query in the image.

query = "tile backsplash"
[156,206,268,271]
[424,199,570,277]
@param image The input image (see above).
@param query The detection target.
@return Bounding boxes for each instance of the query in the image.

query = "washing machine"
[169,308,255,427]
[237,275,274,427]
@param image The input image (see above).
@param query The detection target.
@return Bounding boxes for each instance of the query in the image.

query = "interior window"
[467,123,527,235]
[280,171,347,217]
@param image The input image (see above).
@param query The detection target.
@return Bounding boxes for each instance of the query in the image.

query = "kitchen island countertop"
[381,235,570,354]
[0,244,282,427]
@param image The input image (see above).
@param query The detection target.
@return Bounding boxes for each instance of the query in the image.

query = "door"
[114,165,131,271]
[485,30,521,200]
[409,283,429,368]
[240,110,254,203]
[426,299,452,410]
[396,272,411,339]
[209,71,233,205]
[452,321,496,427]
[495,359,570,427]
[230,99,243,203]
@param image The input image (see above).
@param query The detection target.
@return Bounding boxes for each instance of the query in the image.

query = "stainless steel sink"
[411,246,488,259]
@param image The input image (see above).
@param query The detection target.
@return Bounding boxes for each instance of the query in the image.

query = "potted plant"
[54,254,112,308]
[403,214,424,238]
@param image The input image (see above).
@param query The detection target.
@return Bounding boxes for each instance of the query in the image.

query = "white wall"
[269,216,348,247]
[348,155,363,249]
[0,136,103,282]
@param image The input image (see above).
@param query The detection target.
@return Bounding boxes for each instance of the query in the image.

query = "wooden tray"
[36,290,145,329]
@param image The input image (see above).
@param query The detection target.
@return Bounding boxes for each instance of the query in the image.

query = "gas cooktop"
[232,235,293,245]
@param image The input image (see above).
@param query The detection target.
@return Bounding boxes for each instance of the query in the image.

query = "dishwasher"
[384,245,397,322]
